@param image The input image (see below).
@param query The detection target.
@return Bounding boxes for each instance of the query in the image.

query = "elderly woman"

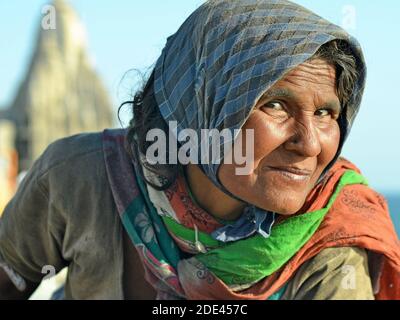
[0,0,399,300]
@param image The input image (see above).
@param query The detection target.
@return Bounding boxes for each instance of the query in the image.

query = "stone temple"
[0,0,114,211]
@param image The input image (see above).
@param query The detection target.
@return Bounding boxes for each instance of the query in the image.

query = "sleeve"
[282,247,375,300]
[0,151,67,287]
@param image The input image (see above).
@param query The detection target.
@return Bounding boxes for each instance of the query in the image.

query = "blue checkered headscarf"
[152,0,367,241]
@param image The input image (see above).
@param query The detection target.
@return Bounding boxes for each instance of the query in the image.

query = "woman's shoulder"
[34,131,105,177]
[27,130,114,213]
[282,247,374,300]
[0,130,124,291]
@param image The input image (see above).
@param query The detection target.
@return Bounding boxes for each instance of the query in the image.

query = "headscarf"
[153,0,366,190]
[152,0,367,241]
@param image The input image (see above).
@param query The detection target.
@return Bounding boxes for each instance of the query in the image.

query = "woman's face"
[218,58,341,215]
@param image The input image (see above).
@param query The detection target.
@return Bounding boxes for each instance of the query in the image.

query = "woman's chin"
[256,194,306,216]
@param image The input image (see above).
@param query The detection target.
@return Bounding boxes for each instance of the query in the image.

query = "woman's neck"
[183,164,246,221]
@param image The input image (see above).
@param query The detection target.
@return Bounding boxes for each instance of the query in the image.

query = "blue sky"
[0,0,399,192]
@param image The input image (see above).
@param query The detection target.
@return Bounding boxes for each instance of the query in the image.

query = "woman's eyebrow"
[262,88,296,100]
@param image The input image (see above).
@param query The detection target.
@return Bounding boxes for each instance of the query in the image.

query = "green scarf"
[162,170,368,285]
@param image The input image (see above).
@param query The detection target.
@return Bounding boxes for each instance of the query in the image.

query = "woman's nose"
[284,120,322,157]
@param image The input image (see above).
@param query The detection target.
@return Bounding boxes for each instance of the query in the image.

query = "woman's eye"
[261,101,287,114]
[260,101,289,121]
[315,109,331,117]
[264,102,284,111]
[314,108,340,124]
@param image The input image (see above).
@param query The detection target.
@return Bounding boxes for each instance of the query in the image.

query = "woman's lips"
[263,166,313,182]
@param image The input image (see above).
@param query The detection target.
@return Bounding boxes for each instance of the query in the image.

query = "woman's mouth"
[263,166,313,182]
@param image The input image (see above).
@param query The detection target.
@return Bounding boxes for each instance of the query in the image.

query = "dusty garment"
[281,247,374,300]
[0,130,389,300]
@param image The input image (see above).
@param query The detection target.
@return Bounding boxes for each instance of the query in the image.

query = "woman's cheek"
[319,122,341,165]
[242,112,286,162]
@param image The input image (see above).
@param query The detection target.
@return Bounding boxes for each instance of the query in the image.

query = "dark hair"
[120,39,359,190]
[310,40,359,162]
[119,70,179,190]
[311,40,359,106]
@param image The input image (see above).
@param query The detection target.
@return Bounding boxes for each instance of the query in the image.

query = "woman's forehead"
[280,59,337,87]
[259,60,340,106]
